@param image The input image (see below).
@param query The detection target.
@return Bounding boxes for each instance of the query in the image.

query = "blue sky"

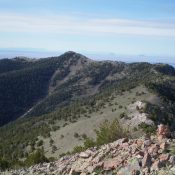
[0,0,175,58]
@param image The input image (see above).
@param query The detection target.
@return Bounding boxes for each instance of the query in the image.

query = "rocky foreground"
[4,125,175,175]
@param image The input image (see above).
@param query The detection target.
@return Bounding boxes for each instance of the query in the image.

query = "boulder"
[144,139,152,147]
[151,160,162,171]
[157,124,171,142]
[169,155,175,165]
[103,158,121,170]
[136,139,143,147]
[79,152,91,159]
[160,142,167,150]
[148,144,159,156]
[159,153,170,164]
[142,152,152,168]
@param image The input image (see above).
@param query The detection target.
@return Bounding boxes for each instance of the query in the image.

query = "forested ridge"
[0,51,175,169]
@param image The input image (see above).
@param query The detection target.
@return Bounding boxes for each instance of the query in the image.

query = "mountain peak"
[60,51,90,62]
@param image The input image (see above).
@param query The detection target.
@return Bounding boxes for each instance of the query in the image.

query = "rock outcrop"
[157,124,171,142]
[4,125,175,175]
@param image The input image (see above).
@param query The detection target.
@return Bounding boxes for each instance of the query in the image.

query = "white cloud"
[0,12,175,37]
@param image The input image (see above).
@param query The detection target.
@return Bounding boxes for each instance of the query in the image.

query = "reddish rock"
[128,139,134,144]
[136,140,143,147]
[122,142,129,150]
[142,152,152,168]
[148,144,159,156]
[160,142,167,150]
[95,161,103,168]
[158,149,163,154]
[151,160,162,171]
[159,153,170,164]
[130,143,138,154]
[142,167,149,175]
[5,130,175,175]
[157,124,171,142]
[103,158,121,170]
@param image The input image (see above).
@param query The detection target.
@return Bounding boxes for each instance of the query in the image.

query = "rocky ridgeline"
[4,125,175,175]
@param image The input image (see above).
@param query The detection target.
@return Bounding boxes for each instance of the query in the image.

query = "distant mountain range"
[0,49,174,67]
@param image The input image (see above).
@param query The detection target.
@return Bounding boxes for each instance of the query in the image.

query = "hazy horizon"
[0,0,175,59]
[0,48,174,67]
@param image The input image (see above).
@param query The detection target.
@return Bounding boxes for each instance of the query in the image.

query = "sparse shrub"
[74,132,79,138]
[119,112,127,119]
[48,120,55,125]
[138,123,156,134]
[60,135,64,139]
[84,137,96,149]
[52,145,57,153]
[42,131,51,138]
[62,123,68,127]
[82,133,87,139]
[49,139,54,146]
[136,92,141,96]
[108,103,113,106]
[112,108,117,112]
[37,140,43,147]
[48,157,56,162]
[72,146,85,154]
[95,119,129,146]
[0,158,10,171]
[119,105,123,109]
[25,149,48,167]
[52,125,60,131]
[133,127,138,131]
[71,119,129,154]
